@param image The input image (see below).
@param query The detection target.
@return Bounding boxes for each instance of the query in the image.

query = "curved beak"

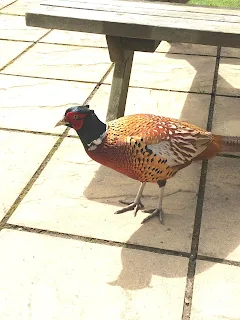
[55,118,70,127]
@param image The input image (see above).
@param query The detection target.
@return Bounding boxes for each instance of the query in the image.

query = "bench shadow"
[163,43,240,98]
[82,43,240,290]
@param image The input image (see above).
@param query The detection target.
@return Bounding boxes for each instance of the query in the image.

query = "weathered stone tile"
[0,0,15,9]
[157,41,217,56]
[217,58,240,96]
[221,47,240,59]
[212,96,240,136]
[0,229,188,319]
[88,84,211,127]
[41,30,107,47]
[199,157,240,261]
[0,74,96,133]
[0,40,32,69]
[1,0,41,15]
[191,261,240,320]
[105,52,216,93]
[9,135,200,253]
[4,43,111,82]
[0,131,57,220]
[0,14,49,41]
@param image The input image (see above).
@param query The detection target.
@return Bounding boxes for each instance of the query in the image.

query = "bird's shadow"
[83,161,240,290]
[82,42,240,290]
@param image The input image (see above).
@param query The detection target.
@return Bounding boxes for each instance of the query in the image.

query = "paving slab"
[4,43,112,82]
[0,229,188,319]
[104,52,216,93]
[0,74,96,133]
[212,96,240,136]
[221,47,240,59]
[157,41,217,56]
[0,39,32,69]
[1,0,41,15]
[191,261,240,320]
[217,58,240,96]
[41,30,107,48]
[0,0,16,9]
[198,156,240,261]
[0,14,49,41]
[86,84,211,127]
[0,131,57,221]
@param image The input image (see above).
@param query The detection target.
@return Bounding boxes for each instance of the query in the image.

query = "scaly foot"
[141,208,164,224]
[115,200,144,217]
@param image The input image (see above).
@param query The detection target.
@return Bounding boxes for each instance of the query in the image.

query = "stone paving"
[0,1,240,319]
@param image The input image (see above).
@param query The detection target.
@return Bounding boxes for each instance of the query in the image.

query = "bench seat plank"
[42,0,240,22]
[43,0,240,17]
[26,0,240,47]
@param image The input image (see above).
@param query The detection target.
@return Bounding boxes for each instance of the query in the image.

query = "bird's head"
[55,105,107,149]
[55,105,94,131]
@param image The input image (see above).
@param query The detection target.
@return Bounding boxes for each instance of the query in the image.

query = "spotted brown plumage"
[55,105,240,224]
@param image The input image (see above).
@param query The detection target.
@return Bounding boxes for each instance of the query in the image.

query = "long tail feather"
[194,134,240,161]
[215,135,240,153]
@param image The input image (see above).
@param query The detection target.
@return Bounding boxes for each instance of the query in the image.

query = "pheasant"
[55,105,240,224]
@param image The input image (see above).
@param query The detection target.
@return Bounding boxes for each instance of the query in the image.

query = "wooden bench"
[26,0,240,120]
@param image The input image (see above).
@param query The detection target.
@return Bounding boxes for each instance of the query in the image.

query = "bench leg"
[106,36,134,121]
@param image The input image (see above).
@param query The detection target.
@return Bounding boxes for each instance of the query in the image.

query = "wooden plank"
[42,0,240,16]
[26,6,240,48]
[26,6,240,34]
[41,0,240,23]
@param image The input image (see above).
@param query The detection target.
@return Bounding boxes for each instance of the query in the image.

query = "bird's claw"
[115,200,144,216]
[141,208,164,224]
[119,199,144,209]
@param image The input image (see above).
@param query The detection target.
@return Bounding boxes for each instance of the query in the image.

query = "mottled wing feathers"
[145,126,212,167]
[109,114,212,167]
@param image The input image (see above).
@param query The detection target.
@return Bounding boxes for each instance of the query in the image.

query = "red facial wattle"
[65,112,87,131]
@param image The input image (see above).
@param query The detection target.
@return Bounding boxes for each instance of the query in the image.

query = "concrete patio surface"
[0,1,240,319]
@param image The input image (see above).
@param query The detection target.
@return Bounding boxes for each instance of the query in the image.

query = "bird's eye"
[73,115,79,119]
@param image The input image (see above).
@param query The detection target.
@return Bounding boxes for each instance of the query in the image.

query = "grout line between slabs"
[0,127,64,137]
[219,153,240,159]
[0,29,52,72]
[0,72,108,85]
[0,0,17,10]
[181,46,221,320]
[0,12,23,16]
[197,254,240,268]
[0,38,35,43]
[0,63,114,228]
[3,223,240,268]
[4,223,190,258]
[0,71,230,96]
[0,36,220,58]
[2,71,238,99]
[0,129,70,227]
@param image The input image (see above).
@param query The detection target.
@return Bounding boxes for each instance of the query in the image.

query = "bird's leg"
[115,182,146,217]
[141,180,166,224]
